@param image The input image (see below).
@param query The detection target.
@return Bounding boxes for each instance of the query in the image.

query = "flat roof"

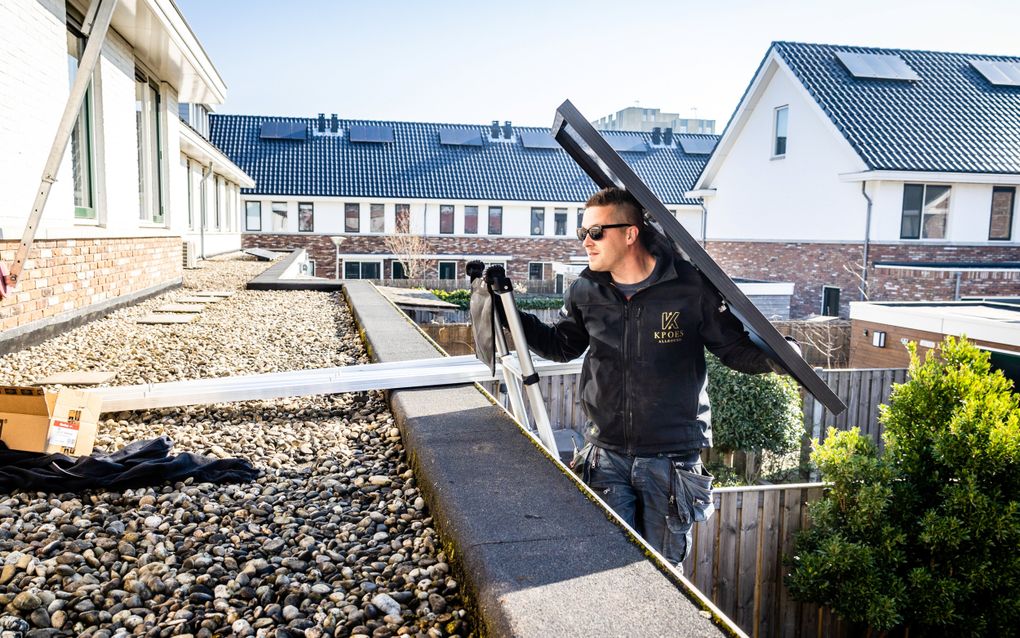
[850,301,1020,349]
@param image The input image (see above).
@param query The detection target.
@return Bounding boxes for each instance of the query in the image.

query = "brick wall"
[0,237,182,332]
[243,234,586,281]
[868,243,1020,303]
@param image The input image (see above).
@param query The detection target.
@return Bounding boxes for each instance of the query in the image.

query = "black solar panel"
[439,128,483,146]
[519,130,560,149]
[970,60,1020,87]
[259,121,307,140]
[606,135,647,153]
[679,138,718,155]
[349,125,395,143]
[835,51,920,81]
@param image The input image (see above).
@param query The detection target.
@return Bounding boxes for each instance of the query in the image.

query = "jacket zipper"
[623,301,631,454]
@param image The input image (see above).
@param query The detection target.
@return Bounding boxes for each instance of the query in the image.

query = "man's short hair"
[585,187,651,246]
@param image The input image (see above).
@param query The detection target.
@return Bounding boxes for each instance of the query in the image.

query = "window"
[184,158,193,229]
[577,208,584,229]
[531,207,545,235]
[529,262,546,280]
[344,261,381,279]
[488,206,502,235]
[245,202,262,231]
[821,286,840,317]
[370,204,385,233]
[990,186,1015,240]
[67,23,95,219]
[464,206,478,234]
[900,184,950,239]
[136,71,165,223]
[773,106,788,157]
[214,176,222,230]
[438,261,457,280]
[440,204,454,234]
[391,261,407,279]
[305,260,316,276]
[395,204,410,233]
[345,203,360,232]
[554,208,567,236]
[298,202,314,232]
[271,201,287,232]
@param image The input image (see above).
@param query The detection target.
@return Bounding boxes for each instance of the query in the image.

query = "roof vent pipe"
[317,113,326,132]
[330,114,339,133]
[491,120,501,139]
[663,128,673,146]
[502,121,512,139]
[651,127,662,145]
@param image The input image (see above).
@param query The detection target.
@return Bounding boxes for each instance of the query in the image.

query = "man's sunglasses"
[576,223,631,241]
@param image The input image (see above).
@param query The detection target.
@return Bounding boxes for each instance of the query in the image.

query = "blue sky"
[176,0,1020,129]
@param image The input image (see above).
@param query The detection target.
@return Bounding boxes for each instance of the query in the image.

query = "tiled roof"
[208,115,715,204]
[773,42,1020,174]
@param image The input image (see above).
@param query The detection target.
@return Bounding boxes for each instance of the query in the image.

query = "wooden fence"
[681,483,847,638]
[377,278,559,294]
[804,368,908,452]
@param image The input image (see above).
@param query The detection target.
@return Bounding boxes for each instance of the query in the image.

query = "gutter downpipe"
[199,162,214,260]
[700,201,708,247]
[860,181,873,301]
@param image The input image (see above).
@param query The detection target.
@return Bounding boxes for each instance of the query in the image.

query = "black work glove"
[484,265,511,325]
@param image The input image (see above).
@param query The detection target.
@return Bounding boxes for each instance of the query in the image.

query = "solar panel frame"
[519,129,560,149]
[438,128,484,146]
[969,59,1020,87]
[605,134,647,153]
[259,121,307,140]
[835,51,921,81]
[349,124,395,143]
[678,138,718,155]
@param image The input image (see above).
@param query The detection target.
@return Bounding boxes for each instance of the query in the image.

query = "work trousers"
[575,444,714,567]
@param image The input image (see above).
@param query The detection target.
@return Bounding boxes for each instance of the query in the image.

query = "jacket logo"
[654,311,684,344]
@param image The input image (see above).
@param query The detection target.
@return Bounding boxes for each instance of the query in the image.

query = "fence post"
[809,368,826,482]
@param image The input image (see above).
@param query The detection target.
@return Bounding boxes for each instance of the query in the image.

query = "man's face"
[581,204,632,273]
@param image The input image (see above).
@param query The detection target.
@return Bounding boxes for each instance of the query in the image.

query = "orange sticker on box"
[48,420,80,449]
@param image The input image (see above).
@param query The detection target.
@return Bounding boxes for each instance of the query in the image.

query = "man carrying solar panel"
[510,187,787,567]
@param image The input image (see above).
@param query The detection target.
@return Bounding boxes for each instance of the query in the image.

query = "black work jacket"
[519,247,772,455]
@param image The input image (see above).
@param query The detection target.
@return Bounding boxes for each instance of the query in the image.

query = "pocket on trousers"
[570,442,593,481]
[673,462,715,523]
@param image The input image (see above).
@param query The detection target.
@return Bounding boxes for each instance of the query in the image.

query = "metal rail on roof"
[88,355,582,413]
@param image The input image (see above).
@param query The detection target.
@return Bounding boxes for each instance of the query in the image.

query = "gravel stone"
[0,259,472,637]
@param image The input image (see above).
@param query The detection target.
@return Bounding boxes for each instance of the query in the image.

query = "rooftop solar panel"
[519,130,560,149]
[259,121,307,140]
[606,135,647,153]
[835,51,920,81]
[439,128,484,146]
[678,138,718,155]
[969,59,1020,87]
[349,124,395,143]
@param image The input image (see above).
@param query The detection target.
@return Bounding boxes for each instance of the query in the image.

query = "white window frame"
[245,201,262,231]
[821,285,841,317]
[271,201,288,232]
[528,261,547,280]
[772,105,788,158]
[136,69,166,225]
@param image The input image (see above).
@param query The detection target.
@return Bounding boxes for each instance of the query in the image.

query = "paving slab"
[175,296,220,304]
[33,371,117,386]
[190,290,235,298]
[135,313,197,324]
[156,304,205,313]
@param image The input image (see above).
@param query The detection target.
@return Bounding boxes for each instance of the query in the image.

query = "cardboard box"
[0,385,102,456]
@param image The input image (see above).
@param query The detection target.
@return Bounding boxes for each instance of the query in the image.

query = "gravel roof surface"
[0,257,472,638]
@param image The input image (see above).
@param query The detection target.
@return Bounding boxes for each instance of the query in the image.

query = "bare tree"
[382,215,434,280]
[843,258,870,301]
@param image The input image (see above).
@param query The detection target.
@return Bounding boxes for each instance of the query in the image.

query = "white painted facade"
[694,51,1020,248]
[0,0,251,254]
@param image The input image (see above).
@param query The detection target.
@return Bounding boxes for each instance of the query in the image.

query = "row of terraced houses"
[3,0,1020,349]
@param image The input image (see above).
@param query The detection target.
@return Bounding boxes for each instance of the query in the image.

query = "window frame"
[135,70,166,224]
[531,207,545,236]
[245,201,262,231]
[271,201,287,232]
[528,262,546,280]
[554,208,567,236]
[67,20,97,220]
[821,285,841,317]
[298,201,314,232]
[395,203,411,233]
[345,203,361,233]
[772,105,788,158]
[989,186,1015,241]
[439,204,455,234]
[488,206,503,235]
[343,260,382,280]
[464,205,479,234]
[900,183,951,240]
[370,203,385,233]
[438,260,457,280]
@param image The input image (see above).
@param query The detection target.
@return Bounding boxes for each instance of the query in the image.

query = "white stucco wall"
[700,59,870,242]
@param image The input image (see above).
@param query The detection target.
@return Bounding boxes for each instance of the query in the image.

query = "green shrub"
[787,337,1020,636]
[430,288,471,309]
[707,353,803,457]
[429,290,562,312]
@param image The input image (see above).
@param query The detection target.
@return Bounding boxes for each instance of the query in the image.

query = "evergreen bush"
[787,337,1020,636]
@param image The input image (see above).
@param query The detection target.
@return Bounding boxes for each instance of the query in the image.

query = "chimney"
[663,127,673,146]
[330,114,339,133]
[317,113,326,132]
[491,120,501,139]
[651,127,662,145]
[502,121,512,140]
